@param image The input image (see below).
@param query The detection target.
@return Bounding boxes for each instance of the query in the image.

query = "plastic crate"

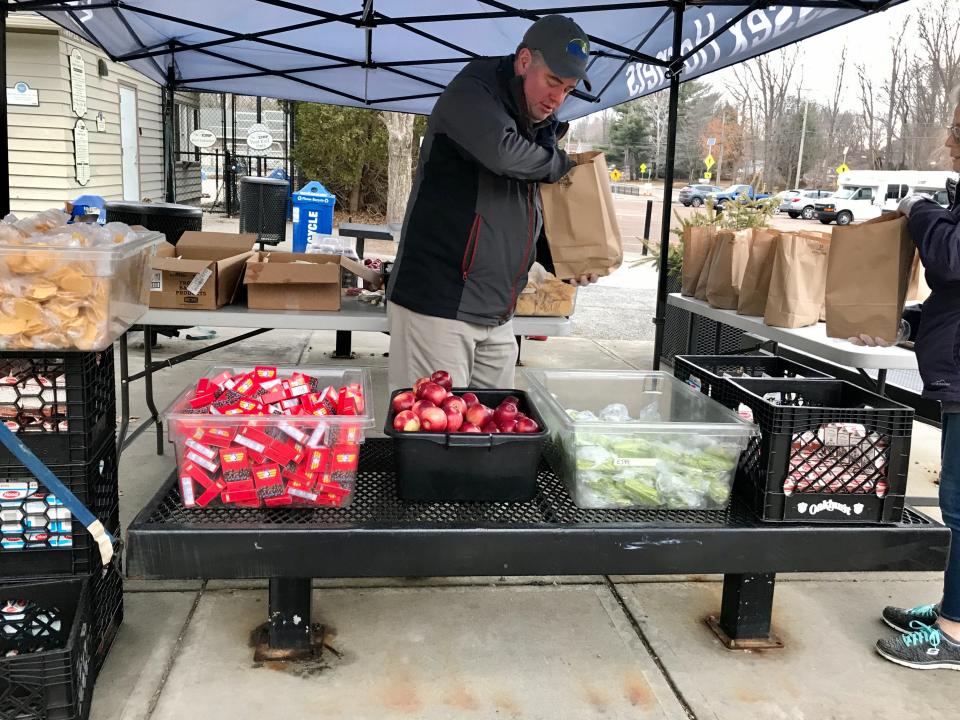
[0,576,94,720]
[384,389,549,502]
[727,378,914,524]
[674,354,831,408]
[0,436,119,579]
[89,562,122,676]
[0,348,115,465]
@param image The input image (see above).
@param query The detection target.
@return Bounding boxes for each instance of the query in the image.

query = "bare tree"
[881,30,907,168]
[826,45,847,156]
[379,112,415,227]
[856,64,881,169]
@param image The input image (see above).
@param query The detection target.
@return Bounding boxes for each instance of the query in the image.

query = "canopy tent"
[1,0,907,365]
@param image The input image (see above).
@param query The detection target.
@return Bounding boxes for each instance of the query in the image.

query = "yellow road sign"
[703,171,712,180]
[704,154,715,170]
[639,163,647,174]
[835,163,849,174]
[609,169,622,182]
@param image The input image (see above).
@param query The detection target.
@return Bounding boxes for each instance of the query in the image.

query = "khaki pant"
[388,302,518,391]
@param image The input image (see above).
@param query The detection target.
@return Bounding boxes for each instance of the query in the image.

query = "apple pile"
[391,370,540,434]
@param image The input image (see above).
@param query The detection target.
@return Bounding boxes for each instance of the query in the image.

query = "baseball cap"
[521,15,592,92]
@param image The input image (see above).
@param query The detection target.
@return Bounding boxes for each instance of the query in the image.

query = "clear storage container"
[523,369,757,510]
[164,365,374,509]
[0,230,164,351]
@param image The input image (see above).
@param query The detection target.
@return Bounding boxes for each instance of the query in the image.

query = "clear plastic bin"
[523,369,757,510]
[0,230,164,351]
[164,365,374,509]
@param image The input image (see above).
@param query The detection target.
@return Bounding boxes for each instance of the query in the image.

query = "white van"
[815,170,954,225]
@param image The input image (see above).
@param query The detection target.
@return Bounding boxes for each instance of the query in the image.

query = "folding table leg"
[253,578,323,661]
[333,331,354,359]
[142,325,163,455]
[707,573,783,649]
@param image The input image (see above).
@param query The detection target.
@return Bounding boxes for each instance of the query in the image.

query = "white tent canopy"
[20,0,905,120]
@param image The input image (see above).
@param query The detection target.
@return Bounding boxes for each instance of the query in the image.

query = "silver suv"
[782,189,833,219]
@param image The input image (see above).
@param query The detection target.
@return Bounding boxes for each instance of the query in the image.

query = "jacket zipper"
[461,213,482,281]
[504,187,536,318]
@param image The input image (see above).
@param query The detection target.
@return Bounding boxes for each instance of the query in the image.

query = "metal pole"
[794,100,808,189]
[163,45,176,203]
[0,5,10,217]
[642,199,653,256]
[652,3,685,371]
[256,96,263,176]
[717,110,726,184]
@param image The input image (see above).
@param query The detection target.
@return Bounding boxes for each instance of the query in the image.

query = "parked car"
[816,170,956,225]
[782,189,833,219]
[710,184,771,209]
[678,184,721,207]
[773,189,802,212]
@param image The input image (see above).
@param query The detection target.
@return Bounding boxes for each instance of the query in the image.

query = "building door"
[119,85,140,201]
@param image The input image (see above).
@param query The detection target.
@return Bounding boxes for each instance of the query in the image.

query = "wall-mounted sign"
[246,123,273,152]
[74,119,90,185]
[7,82,39,106]
[189,128,217,148]
[96,111,105,132]
[69,49,87,117]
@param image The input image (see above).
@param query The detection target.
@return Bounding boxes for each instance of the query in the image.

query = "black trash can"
[104,201,202,245]
[239,176,289,249]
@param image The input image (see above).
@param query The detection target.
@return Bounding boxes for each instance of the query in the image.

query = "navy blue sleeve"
[907,199,960,286]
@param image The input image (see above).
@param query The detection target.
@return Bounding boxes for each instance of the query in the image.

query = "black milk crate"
[728,379,914,524]
[89,561,123,676]
[674,354,831,408]
[0,437,119,579]
[0,576,94,720]
[0,348,116,465]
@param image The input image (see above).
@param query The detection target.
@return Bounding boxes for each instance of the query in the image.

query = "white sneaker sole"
[876,645,960,671]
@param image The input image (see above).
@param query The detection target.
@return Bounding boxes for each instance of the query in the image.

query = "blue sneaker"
[881,603,939,634]
[876,623,960,670]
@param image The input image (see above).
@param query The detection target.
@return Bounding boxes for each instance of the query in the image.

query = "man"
[385,15,598,391]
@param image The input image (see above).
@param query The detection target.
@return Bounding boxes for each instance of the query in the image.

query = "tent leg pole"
[652,3,685,370]
[164,45,176,203]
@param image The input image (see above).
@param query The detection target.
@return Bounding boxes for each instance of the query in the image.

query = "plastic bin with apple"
[164,365,374,509]
[523,369,758,510]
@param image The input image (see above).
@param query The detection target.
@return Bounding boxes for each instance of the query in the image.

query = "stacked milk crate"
[0,210,163,719]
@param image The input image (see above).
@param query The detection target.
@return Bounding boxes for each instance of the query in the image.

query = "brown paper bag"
[540,151,623,279]
[907,251,931,302]
[694,234,720,301]
[681,225,716,296]
[825,214,914,343]
[764,232,831,328]
[706,229,753,310]
[737,228,779,316]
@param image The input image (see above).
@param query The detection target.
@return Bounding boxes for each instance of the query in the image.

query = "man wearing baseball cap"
[386,15,597,392]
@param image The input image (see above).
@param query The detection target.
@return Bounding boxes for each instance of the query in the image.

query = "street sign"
[609,169,622,182]
[706,137,716,146]
[704,154,715,170]
[835,163,850,174]
[639,163,647,174]
[703,171,712,180]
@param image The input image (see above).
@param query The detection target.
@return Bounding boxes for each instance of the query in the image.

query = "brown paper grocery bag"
[681,225,716,296]
[825,214,914,343]
[737,228,779,316]
[541,151,623,279]
[693,234,719,301]
[764,232,831,328]
[706,229,753,310]
[907,251,931,302]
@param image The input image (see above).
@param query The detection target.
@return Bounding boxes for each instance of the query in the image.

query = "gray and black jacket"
[386,55,575,326]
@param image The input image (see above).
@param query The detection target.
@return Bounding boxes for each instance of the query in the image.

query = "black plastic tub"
[384,389,549,502]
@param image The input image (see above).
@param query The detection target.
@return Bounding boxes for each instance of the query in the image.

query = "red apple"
[465,403,493,428]
[430,370,453,391]
[441,395,468,416]
[501,395,520,408]
[459,423,481,433]
[498,419,517,433]
[494,401,518,426]
[413,377,432,397]
[391,391,416,414]
[412,399,435,416]
[444,408,464,433]
[462,392,480,407]
[481,421,500,433]
[393,410,421,432]
[418,382,448,407]
[419,406,448,432]
[515,416,540,433]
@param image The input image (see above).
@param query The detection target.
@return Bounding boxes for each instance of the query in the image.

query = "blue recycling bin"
[292,181,335,253]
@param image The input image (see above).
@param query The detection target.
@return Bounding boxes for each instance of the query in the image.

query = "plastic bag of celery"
[565,431,742,510]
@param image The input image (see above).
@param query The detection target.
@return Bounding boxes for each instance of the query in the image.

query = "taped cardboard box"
[149,231,255,310]
[244,252,380,311]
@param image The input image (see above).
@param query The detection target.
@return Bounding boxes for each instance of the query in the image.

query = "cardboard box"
[149,232,256,309]
[244,252,380,311]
